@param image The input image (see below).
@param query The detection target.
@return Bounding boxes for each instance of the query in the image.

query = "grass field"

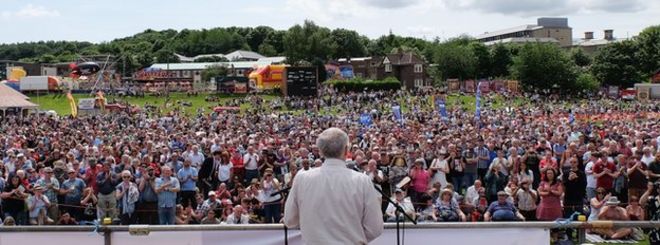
[29,92,526,116]
[29,93,280,116]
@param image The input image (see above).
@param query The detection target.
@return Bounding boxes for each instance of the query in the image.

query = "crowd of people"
[1,87,660,241]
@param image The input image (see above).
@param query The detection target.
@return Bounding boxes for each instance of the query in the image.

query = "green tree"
[635,25,660,77]
[591,40,643,87]
[201,65,228,82]
[257,43,278,57]
[510,43,577,92]
[283,20,333,65]
[330,28,367,59]
[193,56,228,62]
[575,72,600,93]
[432,40,476,80]
[246,26,274,52]
[490,44,512,78]
[38,54,57,63]
[469,42,491,79]
[569,48,591,67]
[154,49,180,63]
[390,45,424,58]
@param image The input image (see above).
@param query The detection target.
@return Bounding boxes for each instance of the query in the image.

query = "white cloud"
[2,4,60,19]
[284,0,432,21]
[442,0,647,16]
[406,26,435,38]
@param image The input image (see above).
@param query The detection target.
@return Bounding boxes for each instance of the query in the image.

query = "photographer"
[260,168,281,224]
[137,166,158,224]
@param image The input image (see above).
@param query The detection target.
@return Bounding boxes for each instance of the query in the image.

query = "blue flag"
[392,105,403,125]
[359,113,372,126]
[569,111,575,124]
[435,99,448,121]
[475,82,482,120]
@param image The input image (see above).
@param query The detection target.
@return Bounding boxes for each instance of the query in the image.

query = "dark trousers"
[563,204,583,239]
[263,202,281,224]
[63,202,82,221]
[245,169,260,185]
[452,175,464,193]
[478,168,488,182]
[233,168,245,185]
[180,190,197,208]
[136,202,158,225]
[520,210,537,221]
[120,212,137,225]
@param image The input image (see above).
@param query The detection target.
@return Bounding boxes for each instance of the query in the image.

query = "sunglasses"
[122,176,131,179]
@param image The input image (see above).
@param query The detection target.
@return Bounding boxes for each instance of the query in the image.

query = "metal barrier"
[1,221,659,244]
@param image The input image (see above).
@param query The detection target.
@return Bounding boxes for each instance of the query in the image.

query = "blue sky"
[1,0,658,44]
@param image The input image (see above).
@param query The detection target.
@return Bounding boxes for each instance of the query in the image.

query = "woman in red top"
[536,168,563,221]
[409,159,430,207]
[230,151,244,186]
[539,151,557,180]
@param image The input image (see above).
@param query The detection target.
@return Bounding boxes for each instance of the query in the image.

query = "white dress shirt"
[465,185,480,205]
[186,152,205,168]
[284,158,383,245]
[243,153,259,170]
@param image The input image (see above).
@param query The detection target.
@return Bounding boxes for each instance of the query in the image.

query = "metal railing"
[1,221,659,244]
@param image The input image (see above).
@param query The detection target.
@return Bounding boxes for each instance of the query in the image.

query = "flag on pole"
[475,81,482,120]
[392,105,403,125]
[66,92,78,118]
[435,98,449,121]
[359,113,372,126]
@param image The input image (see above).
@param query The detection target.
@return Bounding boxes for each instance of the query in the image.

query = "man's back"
[284,158,383,245]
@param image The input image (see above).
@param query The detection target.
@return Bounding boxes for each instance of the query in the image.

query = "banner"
[78,98,96,110]
[66,92,78,117]
[435,99,448,121]
[0,228,549,245]
[359,113,372,126]
[391,105,403,125]
[475,81,482,120]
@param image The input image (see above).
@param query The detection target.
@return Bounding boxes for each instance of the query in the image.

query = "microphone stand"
[373,185,417,245]
[272,187,291,245]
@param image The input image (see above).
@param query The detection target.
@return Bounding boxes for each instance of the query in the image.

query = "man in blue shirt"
[60,168,86,221]
[96,162,119,220]
[177,159,198,208]
[155,166,180,225]
[475,139,490,181]
[484,191,525,221]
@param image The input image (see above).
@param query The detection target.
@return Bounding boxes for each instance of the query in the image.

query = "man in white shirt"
[225,205,250,224]
[489,150,510,176]
[243,146,260,184]
[385,188,415,222]
[284,128,383,244]
[464,180,484,207]
[364,159,384,191]
[584,155,597,200]
[641,147,655,167]
[185,145,204,169]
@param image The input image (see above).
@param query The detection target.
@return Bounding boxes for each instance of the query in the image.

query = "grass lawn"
[29,92,280,116]
[28,92,527,116]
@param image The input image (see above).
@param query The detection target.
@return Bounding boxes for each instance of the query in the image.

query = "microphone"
[271,187,291,197]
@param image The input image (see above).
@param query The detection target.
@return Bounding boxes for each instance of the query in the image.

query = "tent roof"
[0,83,38,109]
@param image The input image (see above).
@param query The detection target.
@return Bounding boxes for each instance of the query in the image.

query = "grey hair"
[316,127,349,159]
